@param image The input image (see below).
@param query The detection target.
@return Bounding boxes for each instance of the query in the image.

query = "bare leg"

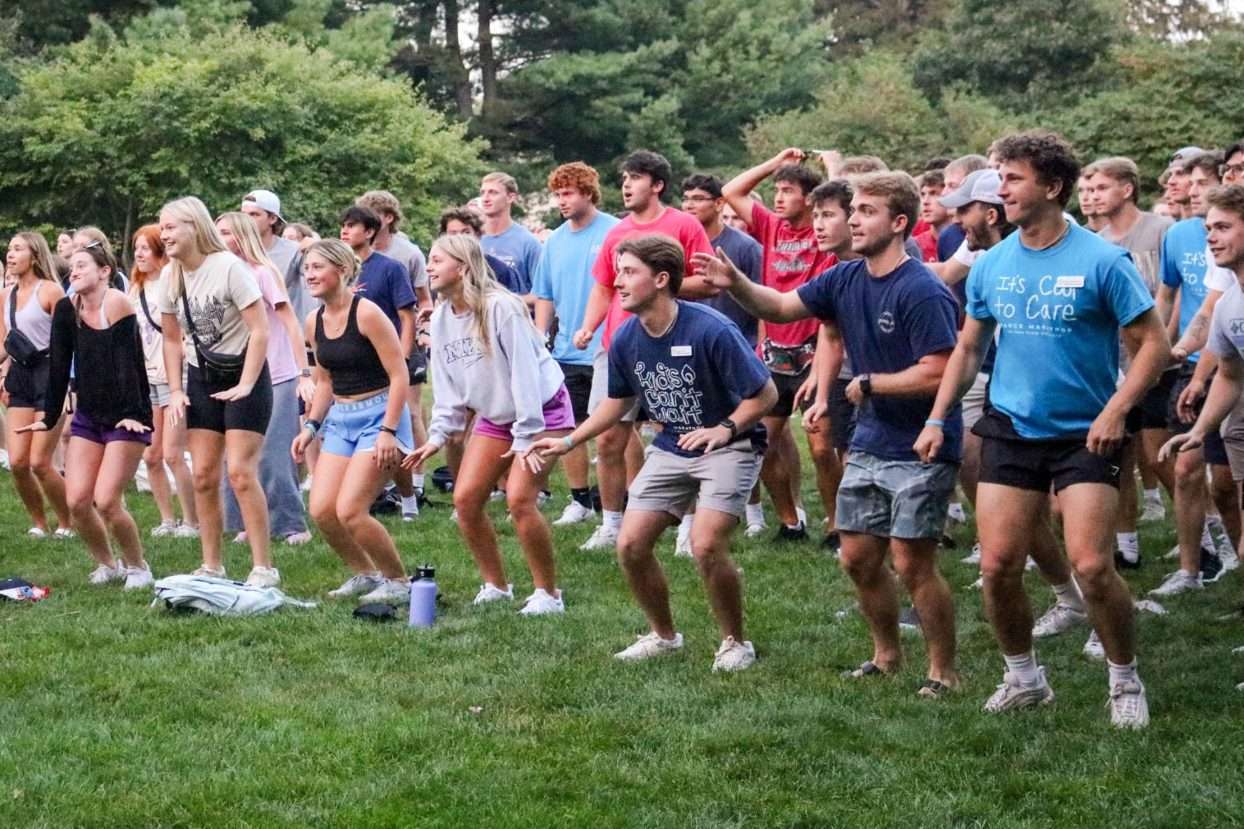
[616,509,679,638]
[505,430,568,592]
[1211,463,1241,550]
[806,418,841,528]
[65,437,111,566]
[225,429,271,569]
[308,453,378,573]
[839,531,902,670]
[452,434,515,588]
[977,483,1048,656]
[337,451,407,579]
[188,429,226,570]
[163,408,198,527]
[94,439,147,567]
[597,422,634,512]
[689,507,746,641]
[7,408,50,531]
[759,414,799,527]
[1173,447,1207,576]
[1058,483,1135,664]
[891,537,958,683]
[144,404,176,524]
[30,419,71,529]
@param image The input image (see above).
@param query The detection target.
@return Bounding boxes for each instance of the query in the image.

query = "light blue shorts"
[836,451,957,540]
[321,390,414,458]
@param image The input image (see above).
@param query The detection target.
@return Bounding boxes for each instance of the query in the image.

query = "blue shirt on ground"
[704,225,764,345]
[356,250,416,335]
[532,211,620,364]
[966,221,1155,439]
[1160,218,1212,363]
[608,301,770,457]
[483,222,542,295]
[797,256,963,463]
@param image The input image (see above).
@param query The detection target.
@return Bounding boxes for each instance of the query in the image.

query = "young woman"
[291,240,412,603]
[19,245,154,588]
[0,232,73,538]
[129,224,199,539]
[215,212,313,546]
[404,234,571,615]
[157,196,276,586]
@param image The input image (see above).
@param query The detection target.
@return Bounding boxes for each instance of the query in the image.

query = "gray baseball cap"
[1169,146,1204,169]
[939,169,1004,209]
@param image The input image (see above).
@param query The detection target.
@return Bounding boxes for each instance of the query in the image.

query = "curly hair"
[547,162,602,205]
[439,207,483,236]
[992,130,1081,207]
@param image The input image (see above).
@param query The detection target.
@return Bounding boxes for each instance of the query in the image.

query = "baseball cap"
[1169,146,1204,168]
[939,169,1003,209]
[242,189,282,219]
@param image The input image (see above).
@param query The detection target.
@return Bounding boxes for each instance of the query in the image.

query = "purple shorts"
[475,385,575,441]
[70,410,152,446]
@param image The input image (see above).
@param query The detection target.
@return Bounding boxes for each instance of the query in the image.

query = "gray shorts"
[962,372,989,430]
[1223,393,1244,481]
[837,451,958,540]
[627,442,762,520]
[150,382,171,408]
[588,345,640,421]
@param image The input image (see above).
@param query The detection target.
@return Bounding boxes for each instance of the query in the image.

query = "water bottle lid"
[415,565,436,580]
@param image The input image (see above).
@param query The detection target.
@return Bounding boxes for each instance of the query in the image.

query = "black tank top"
[315,295,391,397]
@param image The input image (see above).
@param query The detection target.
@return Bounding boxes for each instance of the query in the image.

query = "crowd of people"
[5,128,1244,731]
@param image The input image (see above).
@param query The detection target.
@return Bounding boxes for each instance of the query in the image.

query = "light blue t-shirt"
[966,221,1154,439]
[1160,217,1211,363]
[531,211,619,365]
[482,222,542,295]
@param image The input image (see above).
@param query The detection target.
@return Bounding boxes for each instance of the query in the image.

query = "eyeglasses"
[1220,163,1244,179]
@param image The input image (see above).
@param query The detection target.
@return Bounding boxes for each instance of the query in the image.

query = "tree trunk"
[443,0,474,119]
[478,0,497,115]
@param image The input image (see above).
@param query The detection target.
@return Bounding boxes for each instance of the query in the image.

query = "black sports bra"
[314,296,391,397]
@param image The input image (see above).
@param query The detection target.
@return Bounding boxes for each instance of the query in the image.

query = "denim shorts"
[321,390,414,457]
[836,451,957,540]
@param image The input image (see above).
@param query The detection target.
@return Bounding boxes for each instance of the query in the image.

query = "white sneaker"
[614,631,684,662]
[300,476,313,493]
[124,564,155,591]
[192,564,227,579]
[1140,499,1165,523]
[744,519,767,538]
[284,531,313,545]
[245,566,281,588]
[580,524,619,552]
[0,448,8,469]
[150,519,178,538]
[947,502,968,524]
[53,527,75,539]
[472,582,514,605]
[1108,678,1149,729]
[1082,630,1105,661]
[401,494,420,522]
[232,532,248,545]
[518,588,565,616]
[983,667,1055,713]
[360,578,412,605]
[489,489,506,502]
[961,542,982,566]
[712,636,757,672]
[553,500,594,526]
[327,572,384,599]
[27,527,47,539]
[1032,603,1088,638]
[88,562,125,585]
[967,576,983,590]
[675,522,693,558]
[1164,544,1181,561]
[1149,569,1202,598]
[173,523,200,539]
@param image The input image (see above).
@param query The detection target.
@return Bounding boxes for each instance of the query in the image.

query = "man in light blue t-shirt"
[533,162,620,526]
[480,171,542,297]
[917,131,1169,729]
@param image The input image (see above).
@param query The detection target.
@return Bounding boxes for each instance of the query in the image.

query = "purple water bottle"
[408,565,437,628]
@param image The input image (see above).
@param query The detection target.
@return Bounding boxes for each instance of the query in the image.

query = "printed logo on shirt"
[441,336,484,369]
[187,295,229,349]
[989,273,1083,336]
[634,361,704,427]
[877,311,895,334]
[1229,317,1244,337]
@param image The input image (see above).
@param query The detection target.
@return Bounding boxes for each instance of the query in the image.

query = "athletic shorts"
[961,372,990,430]
[558,361,594,424]
[627,441,762,520]
[770,367,811,419]
[321,389,414,457]
[4,355,49,410]
[974,410,1121,493]
[828,377,857,452]
[836,451,957,540]
[1126,366,1177,434]
[70,410,151,446]
[186,362,273,435]
[588,345,640,421]
[1221,392,1244,482]
[407,349,428,386]
[476,385,575,441]
[1167,362,1228,464]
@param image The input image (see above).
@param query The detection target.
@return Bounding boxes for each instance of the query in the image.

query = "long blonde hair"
[216,211,287,300]
[12,232,58,282]
[433,233,528,356]
[160,196,228,299]
[304,239,360,290]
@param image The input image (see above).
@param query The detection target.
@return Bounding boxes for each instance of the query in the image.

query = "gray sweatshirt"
[427,292,565,451]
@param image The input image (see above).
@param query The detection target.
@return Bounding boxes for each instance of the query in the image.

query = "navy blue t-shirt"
[796,257,963,463]
[356,250,416,334]
[938,224,966,263]
[608,301,770,458]
[487,254,524,295]
[703,225,764,345]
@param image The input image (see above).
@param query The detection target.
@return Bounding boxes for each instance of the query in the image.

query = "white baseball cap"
[242,189,282,219]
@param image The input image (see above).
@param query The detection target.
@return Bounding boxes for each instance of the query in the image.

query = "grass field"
[2,432,1244,828]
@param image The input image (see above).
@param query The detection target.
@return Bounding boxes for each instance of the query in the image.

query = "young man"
[913,170,950,263]
[479,171,542,297]
[339,205,421,520]
[439,207,524,293]
[241,189,312,323]
[1078,172,1106,232]
[532,162,621,526]
[701,171,964,697]
[525,236,777,672]
[722,148,832,541]
[571,150,716,553]
[1163,146,1203,221]
[916,130,1169,728]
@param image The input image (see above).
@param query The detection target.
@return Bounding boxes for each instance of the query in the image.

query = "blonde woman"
[0,232,73,538]
[157,196,276,586]
[129,224,198,538]
[404,234,571,615]
[292,240,412,603]
[215,211,313,546]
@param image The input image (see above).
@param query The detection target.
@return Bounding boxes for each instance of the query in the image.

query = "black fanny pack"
[5,287,49,369]
[180,287,246,389]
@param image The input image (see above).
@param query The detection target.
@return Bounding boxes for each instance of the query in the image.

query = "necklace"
[652,304,679,339]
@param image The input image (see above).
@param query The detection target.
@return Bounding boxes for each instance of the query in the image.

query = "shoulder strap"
[139,289,162,333]
[8,285,17,332]
[179,285,206,351]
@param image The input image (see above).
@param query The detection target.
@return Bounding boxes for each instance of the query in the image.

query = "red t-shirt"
[591,207,714,349]
[747,203,835,348]
[913,229,939,263]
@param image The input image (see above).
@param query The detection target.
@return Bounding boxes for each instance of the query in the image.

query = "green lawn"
[2,437,1244,828]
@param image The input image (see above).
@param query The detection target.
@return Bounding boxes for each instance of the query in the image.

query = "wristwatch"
[303,419,321,436]
[300,368,312,378]
[718,418,738,439]
[859,374,872,396]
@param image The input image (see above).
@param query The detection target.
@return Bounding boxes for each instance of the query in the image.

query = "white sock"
[1116,532,1139,564]
[1107,658,1138,687]
[603,510,623,531]
[1051,579,1085,611]
[745,502,765,526]
[1201,524,1216,551]
[401,493,420,514]
[413,473,425,490]
[795,506,808,526]
[1143,487,1161,504]
[1003,651,1042,685]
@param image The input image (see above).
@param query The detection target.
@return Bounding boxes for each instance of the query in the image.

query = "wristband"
[925,418,945,428]
[562,435,575,450]
[303,419,321,436]
[379,425,398,437]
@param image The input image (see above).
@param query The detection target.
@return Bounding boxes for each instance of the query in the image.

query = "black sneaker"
[899,606,921,630]
[822,530,841,552]
[1201,546,1224,583]
[1114,549,1142,571]
[775,522,808,542]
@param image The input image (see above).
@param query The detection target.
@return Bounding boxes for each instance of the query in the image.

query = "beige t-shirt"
[158,251,262,367]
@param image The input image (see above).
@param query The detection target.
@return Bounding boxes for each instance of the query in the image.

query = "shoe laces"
[1109,680,1143,717]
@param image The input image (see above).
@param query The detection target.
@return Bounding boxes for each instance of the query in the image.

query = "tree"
[0,13,484,248]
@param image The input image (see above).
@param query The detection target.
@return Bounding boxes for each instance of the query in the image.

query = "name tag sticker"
[1055,276,1085,289]
[671,345,692,357]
